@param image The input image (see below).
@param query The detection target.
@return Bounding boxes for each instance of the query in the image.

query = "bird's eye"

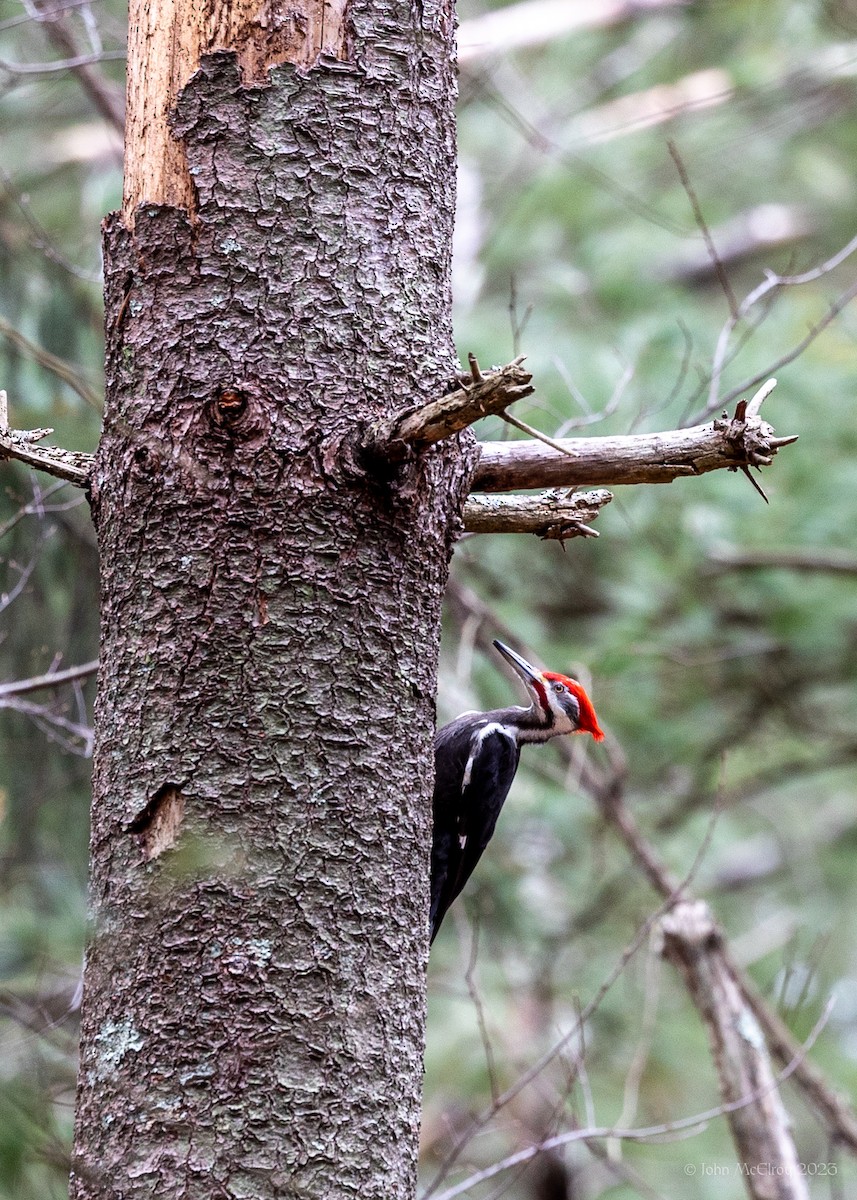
[552,682,566,694]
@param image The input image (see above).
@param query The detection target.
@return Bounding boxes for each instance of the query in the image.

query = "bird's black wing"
[430,719,520,942]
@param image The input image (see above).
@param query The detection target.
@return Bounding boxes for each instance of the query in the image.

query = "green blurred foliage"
[0,0,118,1193]
[427,2,857,1197]
[2,0,857,1197]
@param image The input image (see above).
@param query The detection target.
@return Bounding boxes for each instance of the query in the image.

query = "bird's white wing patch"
[461,721,516,791]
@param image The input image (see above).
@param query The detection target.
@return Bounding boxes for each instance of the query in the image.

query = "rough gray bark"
[70,6,471,1197]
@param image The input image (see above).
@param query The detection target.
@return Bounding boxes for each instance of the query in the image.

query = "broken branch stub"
[463,488,612,540]
[364,356,534,461]
[0,417,94,487]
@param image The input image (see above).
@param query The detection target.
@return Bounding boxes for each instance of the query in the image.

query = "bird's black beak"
[493,640,544,692]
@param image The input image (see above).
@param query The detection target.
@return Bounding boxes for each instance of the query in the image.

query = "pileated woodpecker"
[430,639,604,943]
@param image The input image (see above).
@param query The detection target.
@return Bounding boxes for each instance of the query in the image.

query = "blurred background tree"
[1,0,856,1196]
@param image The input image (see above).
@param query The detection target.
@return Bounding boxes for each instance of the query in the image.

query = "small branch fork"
[659,901,810,1200]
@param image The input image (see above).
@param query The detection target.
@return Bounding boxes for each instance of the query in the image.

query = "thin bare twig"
[0,540,46,615]
[667,138,738,320]
[0,483,85,542]
[0,659,98,699]
[0,318,103,407]
[0,167,104,284]
[430,1005,832,1200]
[1,693,93,747]
[687,230,857,424]
[553,358,632,435]
[719,278,857,412]
[0,0,107,32]
[461,920,501,1104]
[29,0,125,132]
[508,277,533,358]
[499,410,582,459]
[708,546,857,576]
[0,48,125,74]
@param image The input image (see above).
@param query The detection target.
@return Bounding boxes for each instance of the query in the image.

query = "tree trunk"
[70,3,469,1197]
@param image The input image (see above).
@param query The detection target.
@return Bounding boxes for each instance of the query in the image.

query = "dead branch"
[364,355,533,460]
[463,488,612,539]
[473,380,796,493]
[659,901,810,1200]
[0,394,93,486]
[667,138,738,321]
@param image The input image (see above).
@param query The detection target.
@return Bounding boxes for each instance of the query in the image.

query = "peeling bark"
[123,0,352,219]
[72,3,468,1197]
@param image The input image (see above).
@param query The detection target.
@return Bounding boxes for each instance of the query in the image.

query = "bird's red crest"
[544,672,605,741]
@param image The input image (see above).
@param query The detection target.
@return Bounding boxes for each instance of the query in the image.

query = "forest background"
[1,0,857,1197]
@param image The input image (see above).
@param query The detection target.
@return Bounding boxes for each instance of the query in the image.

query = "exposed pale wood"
[129,784,186,862]
[463,488,612,539]
[123,0,350,222]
